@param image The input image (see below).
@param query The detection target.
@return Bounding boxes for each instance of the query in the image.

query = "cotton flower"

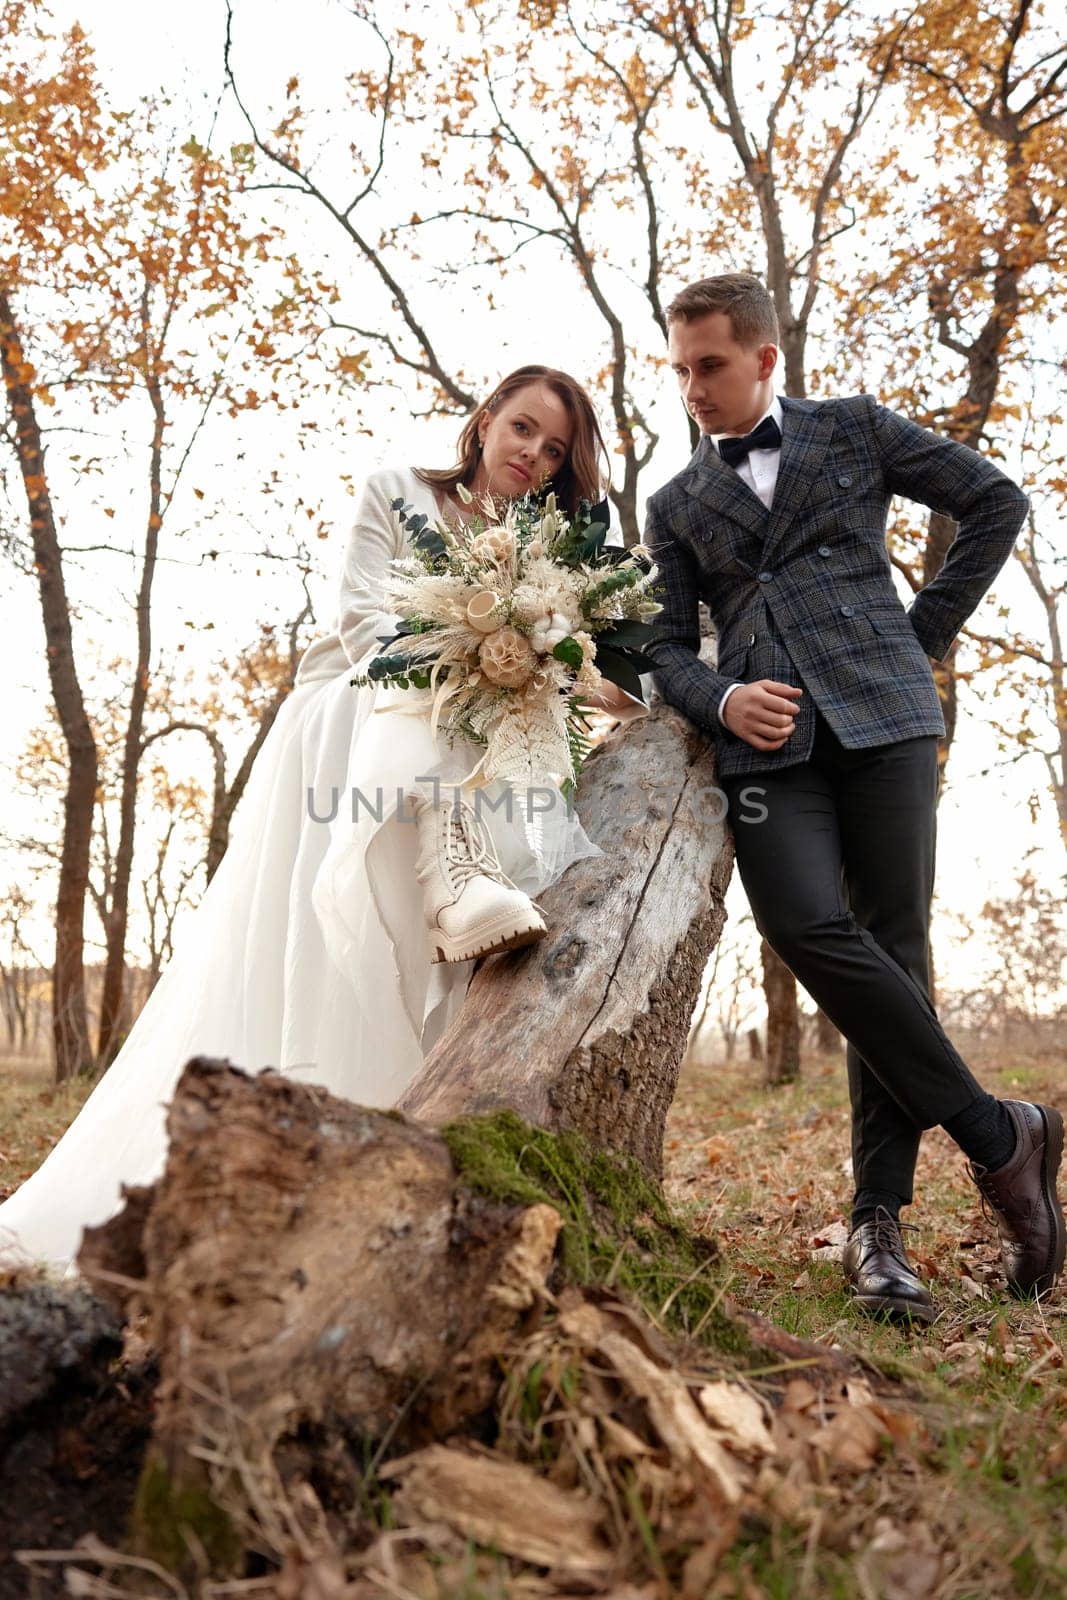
[530,610,574,656]
[478,626,538,687]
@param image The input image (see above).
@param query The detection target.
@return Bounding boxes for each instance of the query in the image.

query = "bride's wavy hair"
[416,365,609,515]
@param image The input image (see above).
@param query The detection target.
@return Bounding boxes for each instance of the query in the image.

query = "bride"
[0,364,647,1276]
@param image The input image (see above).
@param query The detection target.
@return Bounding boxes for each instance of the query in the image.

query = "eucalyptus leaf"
[366,653,415,681]
[552,635,584,669]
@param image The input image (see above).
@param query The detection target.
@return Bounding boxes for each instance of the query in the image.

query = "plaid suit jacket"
[644,393,1028,780]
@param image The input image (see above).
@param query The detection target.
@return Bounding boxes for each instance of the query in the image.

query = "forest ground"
[1,1040,1064,1597]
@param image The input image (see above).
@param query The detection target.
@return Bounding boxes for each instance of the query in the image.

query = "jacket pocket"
[864,605,918,640]
[714,640,750,679]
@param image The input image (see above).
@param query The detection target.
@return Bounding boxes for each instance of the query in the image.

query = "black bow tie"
[717,414,782,468]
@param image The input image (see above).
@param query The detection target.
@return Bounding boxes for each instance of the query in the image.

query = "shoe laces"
[870,1205,919,1267]
[966,1161,998,1226]
[438,800,542,911]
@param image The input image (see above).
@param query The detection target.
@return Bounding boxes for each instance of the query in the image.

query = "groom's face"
[668,312,777,436]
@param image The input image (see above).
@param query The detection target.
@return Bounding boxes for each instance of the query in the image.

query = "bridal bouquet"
[350,487,661,796]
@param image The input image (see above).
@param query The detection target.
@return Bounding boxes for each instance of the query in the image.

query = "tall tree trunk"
[756,272,813,1070]
[97,315,165,1067]
[813,1007,842,1056]
[0,289,96,1080]
[761,941,800,1087]
[923,197,1029,788]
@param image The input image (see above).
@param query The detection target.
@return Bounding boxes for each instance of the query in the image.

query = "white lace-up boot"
[411,793,547,964]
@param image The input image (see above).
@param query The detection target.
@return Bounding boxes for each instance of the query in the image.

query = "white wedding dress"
[0,466,636,1276]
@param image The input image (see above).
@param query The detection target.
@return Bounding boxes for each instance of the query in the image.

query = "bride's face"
[471,382,574,499]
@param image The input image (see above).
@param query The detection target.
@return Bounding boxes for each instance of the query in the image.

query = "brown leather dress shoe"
[968,1100,1066,1299]
[842,1208,936,1325]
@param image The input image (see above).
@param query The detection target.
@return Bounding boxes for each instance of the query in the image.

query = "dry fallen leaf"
[597,1330,747,1504]
[697,1381,777,1460]
[810,1403,886,1472]
[781,1377,820,1415]
[809,1220,849,1250]
[808,1219,849,1261]
[856,1515,944,1598]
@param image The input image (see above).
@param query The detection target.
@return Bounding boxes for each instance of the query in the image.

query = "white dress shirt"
[709,393,783,727]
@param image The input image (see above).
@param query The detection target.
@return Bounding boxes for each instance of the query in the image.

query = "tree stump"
[399,705,734,1179]
[74,1058,569,1573]
[64,1055,862,1595]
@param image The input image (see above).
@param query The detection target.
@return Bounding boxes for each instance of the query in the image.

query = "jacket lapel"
[681,434,770,559]
[759,398,835,563]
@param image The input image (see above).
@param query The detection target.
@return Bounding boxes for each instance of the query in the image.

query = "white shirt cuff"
[718,682,743,727]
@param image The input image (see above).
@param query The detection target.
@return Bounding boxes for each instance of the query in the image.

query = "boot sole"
[850,1291,937,1326]
[1008,1104,1066,1300]
[429,918,548,965]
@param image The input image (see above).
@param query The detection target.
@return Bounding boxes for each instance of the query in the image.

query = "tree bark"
[761,942,800,1086]
[75,1057,569,1578]
[96,329,166,1068]
[0,289,96,1080]
[94,1060,559,1450]
[398,704,734,1179]
[813,1007,842,1056]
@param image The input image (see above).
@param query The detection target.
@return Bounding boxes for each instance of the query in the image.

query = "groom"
[644,271,1065,1321]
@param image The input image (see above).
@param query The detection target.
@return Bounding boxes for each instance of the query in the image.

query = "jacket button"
[838,473,853,488]
[747,632,755,645]
[818,545,831,557]
[840,604,855,617]
[758,570,774,582]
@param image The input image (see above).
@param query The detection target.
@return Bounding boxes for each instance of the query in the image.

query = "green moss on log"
[442,1110,753,1356]
[131,1455,242,1577]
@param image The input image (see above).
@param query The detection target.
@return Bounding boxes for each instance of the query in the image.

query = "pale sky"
[2,0,1064,1006]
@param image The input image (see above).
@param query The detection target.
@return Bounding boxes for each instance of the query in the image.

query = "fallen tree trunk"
[399,702,733,1179]
[51,1057,885,1596]
[69,1056,720,1581]
[74,1060,568,1570]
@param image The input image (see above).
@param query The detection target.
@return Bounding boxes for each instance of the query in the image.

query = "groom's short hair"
[666,273,779,347]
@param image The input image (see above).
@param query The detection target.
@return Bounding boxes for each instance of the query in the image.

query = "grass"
[666,1040,1067,1596]
[0,1052,94,1201]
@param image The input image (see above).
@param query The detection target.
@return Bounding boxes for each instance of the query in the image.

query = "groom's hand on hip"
[723,680,803,751]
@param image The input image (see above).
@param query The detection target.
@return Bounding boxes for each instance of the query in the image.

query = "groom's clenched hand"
[723,680,803,751]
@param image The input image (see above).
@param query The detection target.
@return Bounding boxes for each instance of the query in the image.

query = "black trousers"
[719,708,984,1204]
